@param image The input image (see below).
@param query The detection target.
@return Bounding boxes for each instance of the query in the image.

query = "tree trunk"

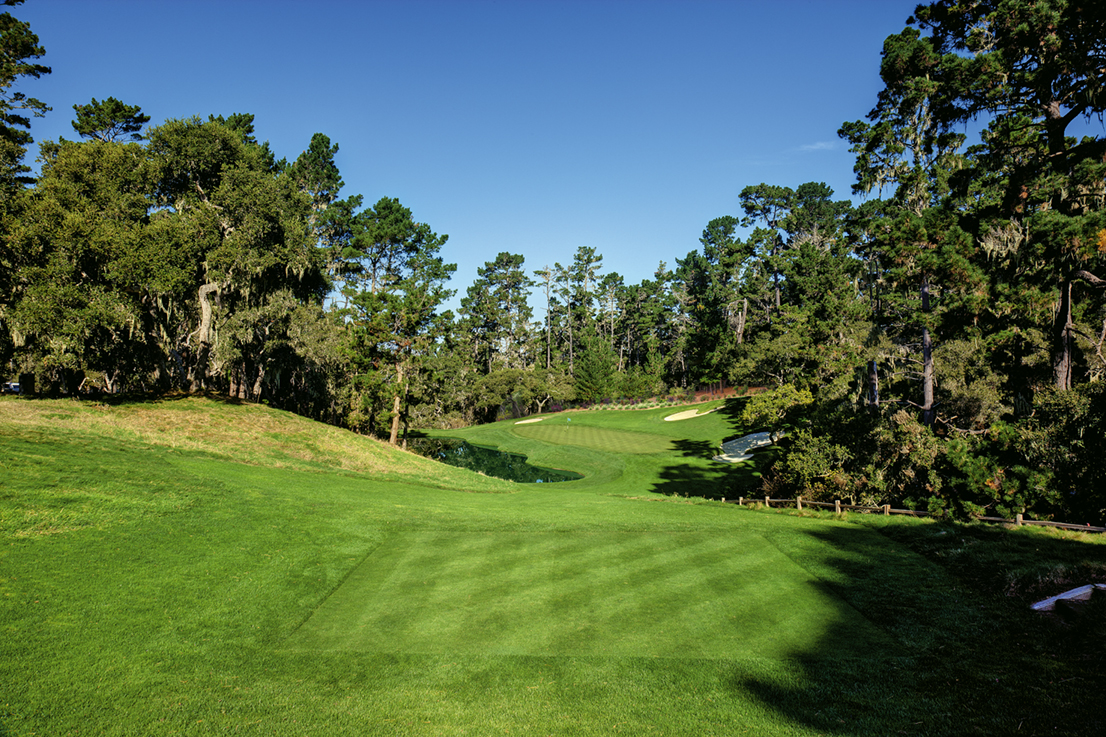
[568,316,574,375]
[402,407,409,450]
[251,364,265,402]
[168,350,188,389]
[542,267,552,370]
[921,278,935,425]
[190,283,219,392]
[389,391,402,445]
[735,298,747,344]
[1053,278,1074,390]
[389,364,405,445]
[772,237,782,314]
[868,359,880,409]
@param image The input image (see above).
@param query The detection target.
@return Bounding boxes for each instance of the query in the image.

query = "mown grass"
[429,400,774,498]
[513,423,675,454]
[2,396,1104,736]
[286,530,898,660]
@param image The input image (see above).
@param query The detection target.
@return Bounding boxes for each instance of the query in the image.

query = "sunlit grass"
[1,395,1104,735]
[513,422,675,454]
[432,400,770,498]
[287,530,898,659]
[0,395,515,494]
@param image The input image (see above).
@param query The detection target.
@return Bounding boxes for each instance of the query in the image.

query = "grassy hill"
[1,396,1104,735]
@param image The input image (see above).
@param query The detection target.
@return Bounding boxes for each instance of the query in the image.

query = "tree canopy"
[3,0,1106,523]
[71,97,150,142]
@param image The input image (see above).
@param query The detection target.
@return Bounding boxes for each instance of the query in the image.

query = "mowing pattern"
[512,424,673,454]
[287,531,898,659]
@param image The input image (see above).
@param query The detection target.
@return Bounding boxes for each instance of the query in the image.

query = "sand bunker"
[664,408,715,422]
[1031,583,1106,612]
[515,417,545,425]
[713,431,785,464]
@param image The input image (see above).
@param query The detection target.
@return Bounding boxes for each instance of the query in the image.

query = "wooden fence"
[720,495,1106,534]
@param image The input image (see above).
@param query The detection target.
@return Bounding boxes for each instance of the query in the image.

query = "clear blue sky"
[17,0,919,310]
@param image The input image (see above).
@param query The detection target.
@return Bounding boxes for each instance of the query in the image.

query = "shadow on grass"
[17,389,237,406]
[406,437,581,483]
[650,439,770,500]
[715,396,755,444]
[672,438,717,460]
[731,519,1106,736]
[650,440,729,499]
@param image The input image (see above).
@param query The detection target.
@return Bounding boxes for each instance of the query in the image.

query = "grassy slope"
[1,396,1104,736]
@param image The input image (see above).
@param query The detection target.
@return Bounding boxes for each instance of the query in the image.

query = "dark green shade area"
[407,437,581,483]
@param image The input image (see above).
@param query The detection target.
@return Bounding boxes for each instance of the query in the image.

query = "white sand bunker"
[664,408,715,422]
[713,431,785,464]
[1031,584,1106,612]
[515,417,545,425]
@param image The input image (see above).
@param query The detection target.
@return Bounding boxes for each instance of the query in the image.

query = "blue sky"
[16,0,920,309]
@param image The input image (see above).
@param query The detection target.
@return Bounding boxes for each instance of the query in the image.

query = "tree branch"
[1072,269,1106,288]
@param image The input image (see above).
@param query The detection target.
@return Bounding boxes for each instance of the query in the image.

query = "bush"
[773,428,853,502]
[1016,384,1106,524]
[940,426,1054,520]
[740,384,813,439]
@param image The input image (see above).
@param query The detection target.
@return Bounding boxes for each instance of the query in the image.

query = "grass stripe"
[513,423,675,454]
[287,531,899,659]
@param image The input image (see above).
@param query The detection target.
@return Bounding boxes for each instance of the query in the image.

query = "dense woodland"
[2,0,1105,523]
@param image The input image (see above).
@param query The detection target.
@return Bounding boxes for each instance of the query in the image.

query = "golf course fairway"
[1,396,1103,736]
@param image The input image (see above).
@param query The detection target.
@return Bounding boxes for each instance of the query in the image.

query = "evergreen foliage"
[71,96,150,142]
[2,0,1106,519]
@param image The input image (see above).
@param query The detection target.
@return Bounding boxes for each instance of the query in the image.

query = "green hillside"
[1,396,1103,736]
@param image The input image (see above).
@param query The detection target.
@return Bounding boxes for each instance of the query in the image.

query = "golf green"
[285,530,900,659]
[513,423,674,454]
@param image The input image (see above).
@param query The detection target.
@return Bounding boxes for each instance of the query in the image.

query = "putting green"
[285,531,900,659]
[512,423,673,454]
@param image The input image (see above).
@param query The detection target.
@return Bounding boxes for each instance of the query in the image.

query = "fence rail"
[720,496,1106,533]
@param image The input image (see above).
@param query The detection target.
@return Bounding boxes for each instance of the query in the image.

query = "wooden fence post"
[1016,513,1023,526]
[765,496,771,508]
[739,496,744,506]
[796,496,802,511]
[883,504,890,516]
[835,499,841,514]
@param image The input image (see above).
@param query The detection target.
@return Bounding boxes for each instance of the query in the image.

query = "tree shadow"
[671,438,717,460]
[715,396,749,423]
[650,439,769,500]
[714,396,768,445]
[63,390,211,406]
[22,389,278,408]
[728,519,1106,735]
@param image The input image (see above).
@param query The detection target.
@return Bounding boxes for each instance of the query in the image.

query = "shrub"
[740,384,813,440]
[773,428,853,502]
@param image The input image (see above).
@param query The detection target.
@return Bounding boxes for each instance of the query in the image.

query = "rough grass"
[2,395,1105,736]
[1,394,515,491]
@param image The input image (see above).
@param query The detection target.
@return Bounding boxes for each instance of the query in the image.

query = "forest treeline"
[1,1,1105,523]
